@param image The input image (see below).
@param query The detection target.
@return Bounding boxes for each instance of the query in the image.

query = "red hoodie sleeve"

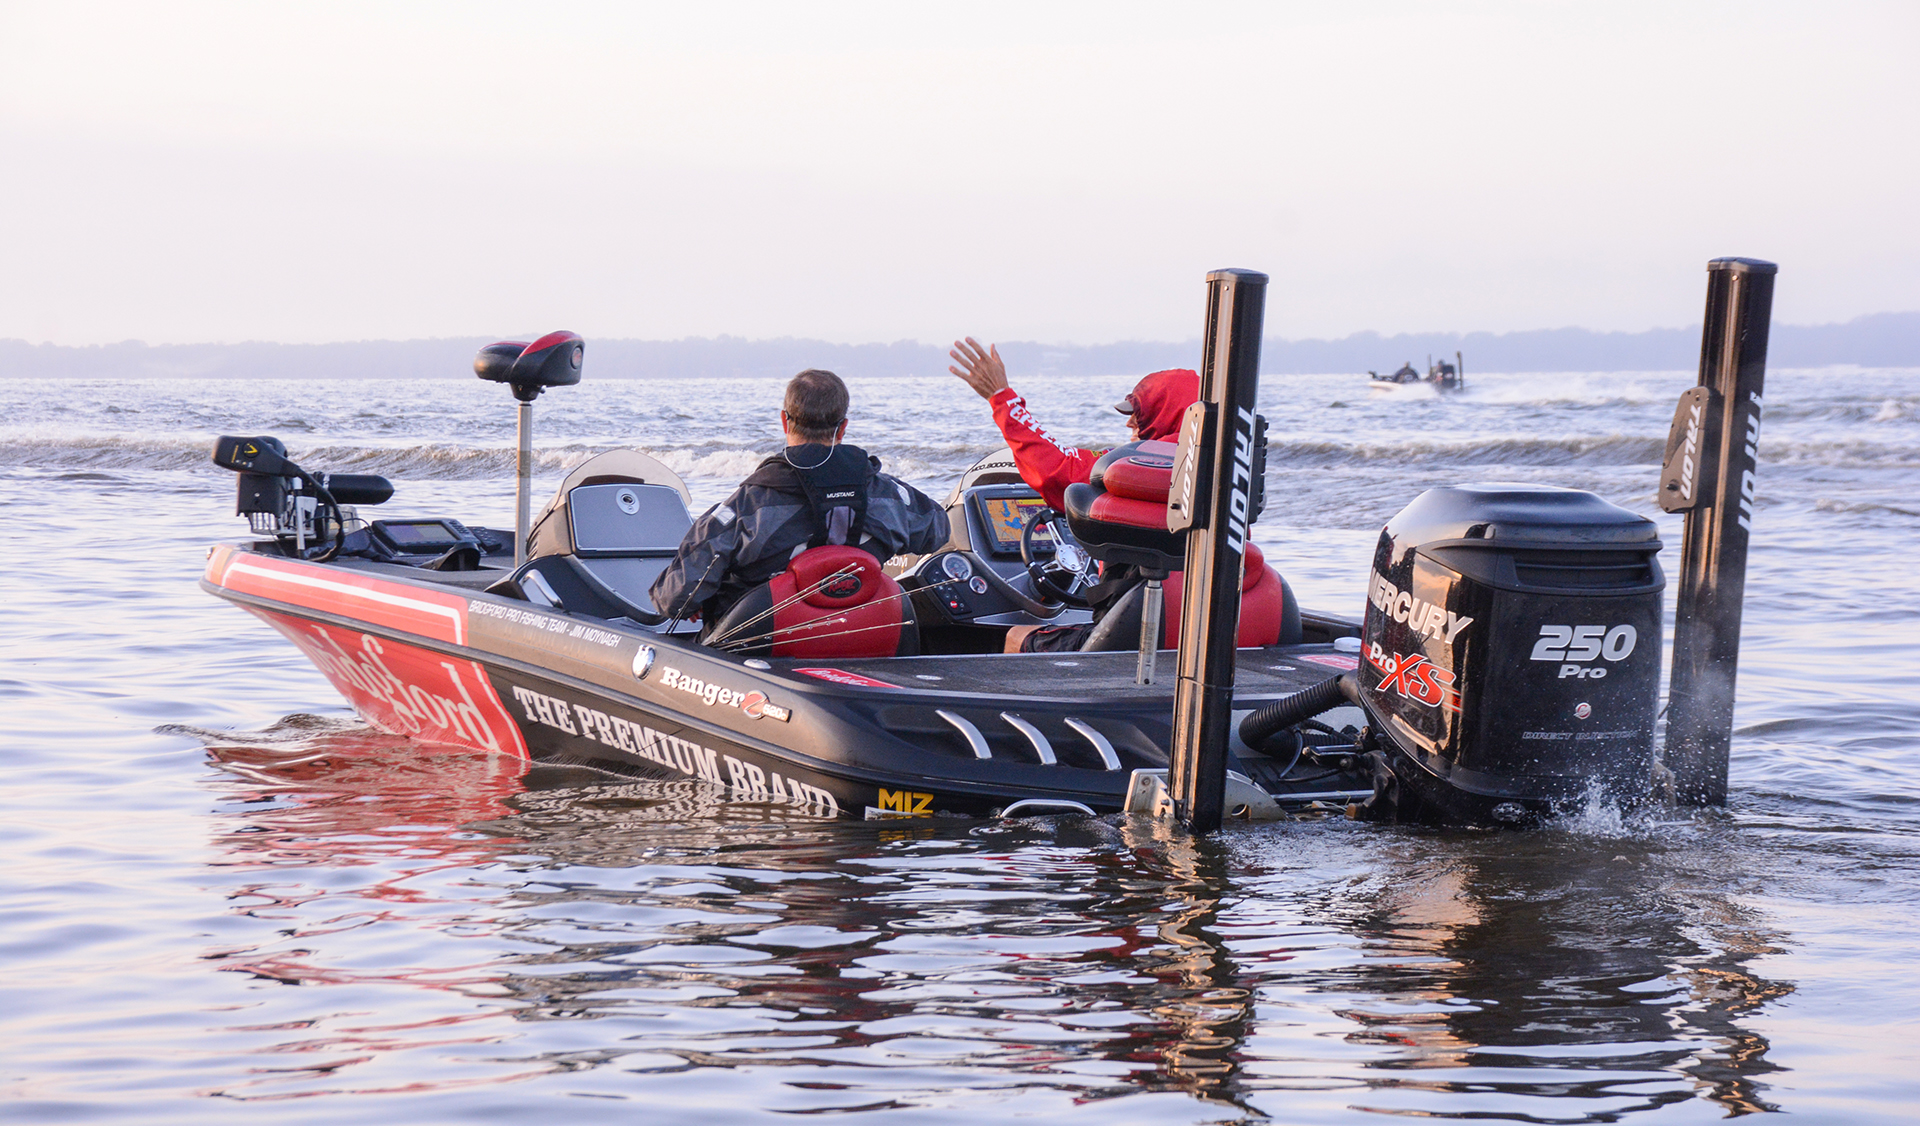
[988,388,1103,510]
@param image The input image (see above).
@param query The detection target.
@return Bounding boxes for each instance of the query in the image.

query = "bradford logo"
[301,629,507,753]
[1367,641,1462,713]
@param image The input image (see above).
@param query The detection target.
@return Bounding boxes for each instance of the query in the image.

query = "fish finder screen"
[978,497,1052,555]
[375,520,463,549]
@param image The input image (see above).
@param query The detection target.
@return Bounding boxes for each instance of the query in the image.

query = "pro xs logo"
[1366,642,1462,713]
[1530,624,1637,679]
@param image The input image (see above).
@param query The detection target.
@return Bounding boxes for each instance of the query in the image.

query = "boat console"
[493,479,693,626]
[894,458,1099,651]
[946,483,1057,562]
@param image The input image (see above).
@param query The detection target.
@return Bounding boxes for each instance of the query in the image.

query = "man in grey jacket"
[650,369,950,629]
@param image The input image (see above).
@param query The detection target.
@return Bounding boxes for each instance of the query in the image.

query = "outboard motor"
[1357,484,1664,823]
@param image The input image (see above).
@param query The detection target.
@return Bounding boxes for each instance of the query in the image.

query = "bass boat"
[1369,352,1464,394]
[201,265,1773,829]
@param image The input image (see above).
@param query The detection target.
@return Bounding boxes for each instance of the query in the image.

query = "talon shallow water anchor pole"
[1166,269,1268,833]
[1660,258,1776,805]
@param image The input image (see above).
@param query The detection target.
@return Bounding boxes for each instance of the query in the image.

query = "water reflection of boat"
[1323,836,1792,1116]
[182,736,1795,1116]
[181,714,530,891]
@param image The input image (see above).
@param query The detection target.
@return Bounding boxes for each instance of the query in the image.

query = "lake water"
[3,365,1918,1122]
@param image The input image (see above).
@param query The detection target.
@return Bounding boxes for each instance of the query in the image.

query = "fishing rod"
[707,562,868,648]
[716,576,968,653]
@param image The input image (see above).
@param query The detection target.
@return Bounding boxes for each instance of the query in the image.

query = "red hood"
[1125,368,1200,441]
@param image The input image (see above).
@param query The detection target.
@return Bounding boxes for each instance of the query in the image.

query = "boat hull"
[204,544,1351,819]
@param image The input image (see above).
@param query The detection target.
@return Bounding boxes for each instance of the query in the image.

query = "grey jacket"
[650,443,949,622]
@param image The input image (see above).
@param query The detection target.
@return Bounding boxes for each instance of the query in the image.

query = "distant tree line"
[5,312,1914,379]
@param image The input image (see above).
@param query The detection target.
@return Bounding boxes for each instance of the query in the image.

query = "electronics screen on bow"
[370,519,473,554]
[973,493,1053,557]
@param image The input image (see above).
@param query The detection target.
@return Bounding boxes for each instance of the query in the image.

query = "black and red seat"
[706,544,919,658]
[1078,539,1299,649]
[1063,440,1300,650]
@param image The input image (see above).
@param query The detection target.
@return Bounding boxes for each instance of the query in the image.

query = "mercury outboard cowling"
[1357,484,1664,824]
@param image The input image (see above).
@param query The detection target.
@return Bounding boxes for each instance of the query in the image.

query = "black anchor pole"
[1661,257,1777,805]
[1166,269,1268,833]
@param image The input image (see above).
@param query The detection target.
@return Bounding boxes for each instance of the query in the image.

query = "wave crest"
[8,430,1920,479]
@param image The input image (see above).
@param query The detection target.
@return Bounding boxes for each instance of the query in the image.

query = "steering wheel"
[1019,506,1096,608]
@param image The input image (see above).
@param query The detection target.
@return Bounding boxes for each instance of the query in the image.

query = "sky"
[1,1,1915,347]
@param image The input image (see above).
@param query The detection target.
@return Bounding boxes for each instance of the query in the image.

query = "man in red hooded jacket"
[948,338,1198,508]
[949,336,1199,652]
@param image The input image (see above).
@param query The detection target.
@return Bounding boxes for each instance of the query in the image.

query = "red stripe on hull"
[251,608,530,760]
[208,546,469,645]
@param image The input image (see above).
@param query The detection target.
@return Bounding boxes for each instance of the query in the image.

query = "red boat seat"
[1060,439,1301,651]
[705,544,919,658]
[1061,440,1186,573]
[1078,541,1302,650]
[1161,542,1298,648]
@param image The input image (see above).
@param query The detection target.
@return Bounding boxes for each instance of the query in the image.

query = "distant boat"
[1369,351,1464,393]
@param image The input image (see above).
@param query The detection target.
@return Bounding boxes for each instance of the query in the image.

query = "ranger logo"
[659,666,747,708]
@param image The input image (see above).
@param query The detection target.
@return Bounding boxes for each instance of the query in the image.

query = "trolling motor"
[210,435,394,561]
[475,331,585,567]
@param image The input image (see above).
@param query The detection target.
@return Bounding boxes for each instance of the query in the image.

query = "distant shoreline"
[6,312,1915,379]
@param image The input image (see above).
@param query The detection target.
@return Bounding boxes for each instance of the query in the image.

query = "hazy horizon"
[9,311,1912,378]
[4,307,1912,353]
[3,2,1915,349]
